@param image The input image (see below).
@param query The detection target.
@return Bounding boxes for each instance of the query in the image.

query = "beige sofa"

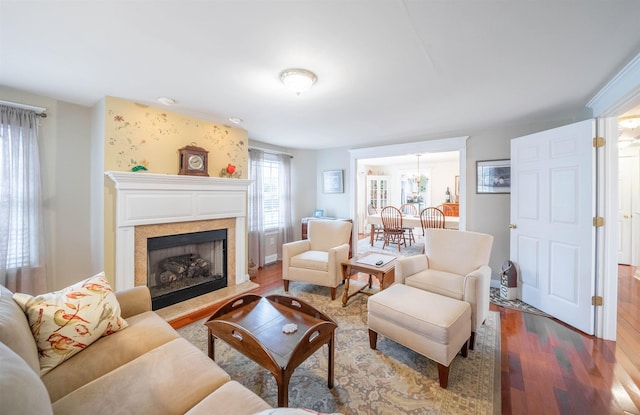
[0,283,272,415]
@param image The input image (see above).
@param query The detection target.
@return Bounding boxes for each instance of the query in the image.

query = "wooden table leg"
[207,330,215,360]
[369,224,374,246]
[341,264,351,307]
[277,371,293,407]
[327,331,335,388]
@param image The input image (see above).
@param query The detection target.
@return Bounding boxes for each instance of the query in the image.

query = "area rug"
[178,283,501,414]
[489,287,550,317]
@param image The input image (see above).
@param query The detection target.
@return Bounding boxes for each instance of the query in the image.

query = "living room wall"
[102,96,249,285]
[0,84,591,292]
[310,112,591,285]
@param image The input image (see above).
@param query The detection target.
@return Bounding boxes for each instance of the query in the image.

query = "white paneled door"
[510,120,596,335]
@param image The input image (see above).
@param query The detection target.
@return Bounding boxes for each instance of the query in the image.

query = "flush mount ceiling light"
[619,114,640,129]
[279,68,317,96]
[228,117,243,124]
[157,96,176,105]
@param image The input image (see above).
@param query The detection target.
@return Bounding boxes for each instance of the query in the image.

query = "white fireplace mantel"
[105,171,252,291]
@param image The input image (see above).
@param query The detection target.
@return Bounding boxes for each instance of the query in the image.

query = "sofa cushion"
[42,310,181,402]
[0,284,40,373]
[424,228,493,276]
[405,269,465,301]
[186,380,271,415]
[290,251,329,272]
[13,273,128,376]
[0,342,53,415]
[308,220,352,252]
[52,338,231,415]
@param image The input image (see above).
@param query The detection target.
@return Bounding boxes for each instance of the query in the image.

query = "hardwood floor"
[497,265,640,415]
[171,256,640,414]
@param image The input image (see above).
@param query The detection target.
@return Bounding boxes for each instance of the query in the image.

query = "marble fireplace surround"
[105,172,253,304]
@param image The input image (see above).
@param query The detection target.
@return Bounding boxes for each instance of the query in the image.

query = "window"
[262,155,281,230]
[0,125,30,268]
[0,104,47,294]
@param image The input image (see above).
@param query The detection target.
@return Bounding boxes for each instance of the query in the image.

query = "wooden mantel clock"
[178,145,209,176]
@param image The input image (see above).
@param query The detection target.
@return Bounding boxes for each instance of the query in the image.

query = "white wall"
[90,99,105,273]
[316,147,351,219]
[54,101,93,287]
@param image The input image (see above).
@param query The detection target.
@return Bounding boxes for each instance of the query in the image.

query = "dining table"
[366,213,459,246]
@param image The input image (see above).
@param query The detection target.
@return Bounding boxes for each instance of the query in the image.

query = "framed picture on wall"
[323,170,344,193]
[476,159,511,194]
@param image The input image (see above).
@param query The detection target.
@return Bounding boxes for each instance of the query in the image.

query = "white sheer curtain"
[247,149,293,267]
[248,149,265,267]
[0,105,47,294]
[275,153,293,260]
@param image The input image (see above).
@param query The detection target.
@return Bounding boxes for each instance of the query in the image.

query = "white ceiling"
[2,1,640,150]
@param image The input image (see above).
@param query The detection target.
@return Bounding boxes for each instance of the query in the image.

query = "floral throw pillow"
[13,272,128,376]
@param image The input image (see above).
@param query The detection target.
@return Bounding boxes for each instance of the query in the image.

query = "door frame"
[348,136,468,258]
[588,52,640,340]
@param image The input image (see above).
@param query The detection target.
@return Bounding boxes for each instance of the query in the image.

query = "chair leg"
[368,329,378,349]
[469,331,476,350]
[437,363,450,388]
[283,280,289,292]
[461,338,469,358]
[330,287,336,300]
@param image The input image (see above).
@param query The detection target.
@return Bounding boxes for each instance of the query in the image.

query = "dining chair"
[380,206,406,252]
[367,203,384,245]
[420,207,446,233]
[399,203,418,245]
[419,207,446,254]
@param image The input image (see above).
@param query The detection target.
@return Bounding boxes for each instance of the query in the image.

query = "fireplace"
[147,229,228,310]
[105,171,252,296]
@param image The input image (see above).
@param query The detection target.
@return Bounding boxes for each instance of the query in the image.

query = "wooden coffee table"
[341,252,396,307]
[205,293,337,407]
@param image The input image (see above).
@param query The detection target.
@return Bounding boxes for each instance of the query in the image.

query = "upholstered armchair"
[282,220,353,300]
[395,228,494,349]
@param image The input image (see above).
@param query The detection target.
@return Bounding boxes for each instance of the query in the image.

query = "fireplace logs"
[156,254,211,286]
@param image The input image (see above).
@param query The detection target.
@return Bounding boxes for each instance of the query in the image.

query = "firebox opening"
[147,229,227,310]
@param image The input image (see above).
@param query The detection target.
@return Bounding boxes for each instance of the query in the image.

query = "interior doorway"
[348,136,468,257]
[356,151,460,234]
[617,105,640,272]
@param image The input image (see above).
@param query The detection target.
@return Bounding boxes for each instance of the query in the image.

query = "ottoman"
[367,284,471,388]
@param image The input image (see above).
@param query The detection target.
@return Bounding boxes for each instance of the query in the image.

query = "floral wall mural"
[102,96,249,286]
[104,96,248,178]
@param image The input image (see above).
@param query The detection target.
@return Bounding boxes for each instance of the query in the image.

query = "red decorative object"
[226,163,236,174]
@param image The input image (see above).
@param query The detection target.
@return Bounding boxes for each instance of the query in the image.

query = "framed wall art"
[323,170,344,193]
[476,159,511,194]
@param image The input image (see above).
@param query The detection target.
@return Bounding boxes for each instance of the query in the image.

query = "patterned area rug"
[178,283,501,414]
[489,287,551,317]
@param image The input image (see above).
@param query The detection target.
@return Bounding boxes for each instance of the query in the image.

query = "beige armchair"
[283,220,353,300]
[395,228,494,349]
